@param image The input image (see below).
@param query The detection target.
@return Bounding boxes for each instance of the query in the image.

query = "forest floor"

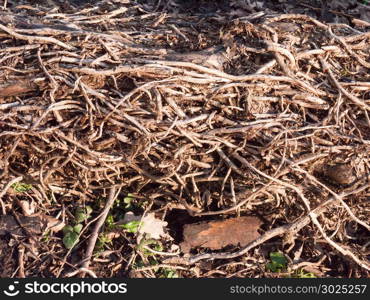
[0,0,369,278]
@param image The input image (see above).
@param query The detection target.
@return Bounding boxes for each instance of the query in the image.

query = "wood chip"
[180,216,261,253]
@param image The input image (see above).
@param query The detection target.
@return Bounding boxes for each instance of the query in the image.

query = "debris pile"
[0,0,369,277]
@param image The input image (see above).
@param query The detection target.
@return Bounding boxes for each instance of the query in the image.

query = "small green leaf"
[270,252,287,265]
[298,272,316,278]
[86,206,93,214]
[160,269,179,278]
[266,252,288,273]
[266,262,277,272]
[63,225,74,235]
[121,220,141,233]
[153,243,163,252]
[63,231,79,249]
[74,206,92,223]
[73,224,83,234]
[11,182,33,193]
[293,269,317,278]
[137,239,163,257]
[123,194,135,209]
[96,233,113,252]
[105,215,115,229]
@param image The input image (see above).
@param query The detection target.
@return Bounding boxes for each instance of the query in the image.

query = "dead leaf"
[139,213,168,240]
[0,215,42,237]
[38,214,64,233]
[180,216,261,253]
[121,212,168,240]
[0,214,64,237]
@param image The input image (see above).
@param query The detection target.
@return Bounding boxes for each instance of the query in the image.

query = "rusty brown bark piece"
[180,216,262,253]
[0,80,37,98]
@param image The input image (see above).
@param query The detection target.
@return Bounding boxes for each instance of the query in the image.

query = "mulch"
[0,0,369,278]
